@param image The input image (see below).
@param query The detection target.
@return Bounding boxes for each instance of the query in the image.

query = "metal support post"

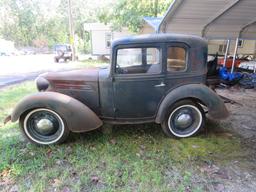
[223,39,230,67]
[231,38,239,73]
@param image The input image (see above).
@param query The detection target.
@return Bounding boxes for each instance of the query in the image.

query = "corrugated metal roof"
[158,0,256,39]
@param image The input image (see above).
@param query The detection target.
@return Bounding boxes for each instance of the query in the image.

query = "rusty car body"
[6,34,229,145]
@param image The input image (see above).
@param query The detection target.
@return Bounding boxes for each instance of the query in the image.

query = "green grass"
[73,59,108,69]
[0,82,243,192]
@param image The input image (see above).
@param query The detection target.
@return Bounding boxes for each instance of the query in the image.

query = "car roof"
[112,33,207,47]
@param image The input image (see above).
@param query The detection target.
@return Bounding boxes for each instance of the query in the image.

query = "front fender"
[11,92,103,132]
[155,84,229,123]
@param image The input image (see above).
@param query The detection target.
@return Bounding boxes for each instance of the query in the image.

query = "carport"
[157,0,256,73]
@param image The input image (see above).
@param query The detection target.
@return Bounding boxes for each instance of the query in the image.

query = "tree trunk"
[154,0,158,17]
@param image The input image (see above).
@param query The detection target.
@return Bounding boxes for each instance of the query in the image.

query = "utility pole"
[154,0,158,17]
[68,0,75,61]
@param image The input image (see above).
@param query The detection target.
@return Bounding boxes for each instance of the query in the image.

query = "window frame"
[165,43,189,74]
[112,43,163,77]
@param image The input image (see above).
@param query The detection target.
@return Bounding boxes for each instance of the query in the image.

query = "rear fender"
[155,84,229,123]
[11,92,103,132]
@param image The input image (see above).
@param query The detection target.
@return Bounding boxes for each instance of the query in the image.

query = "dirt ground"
[205,87,256,192]
[218,87,256,138]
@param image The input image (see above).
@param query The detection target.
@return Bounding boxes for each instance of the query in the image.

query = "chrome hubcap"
[36,118,54,134]
[24,108,65,145]
[168,104,203,138]
[175,113,193,129]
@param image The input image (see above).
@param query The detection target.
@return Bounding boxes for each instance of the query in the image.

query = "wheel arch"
[155,84,229,124]
[173,97,207,107]
[11,92,103,132]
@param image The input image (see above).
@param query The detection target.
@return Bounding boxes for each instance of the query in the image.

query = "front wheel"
[20,108,69,145]
[161,100,205,138]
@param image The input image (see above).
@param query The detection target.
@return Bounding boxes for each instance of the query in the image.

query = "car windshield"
[55,45,69,51]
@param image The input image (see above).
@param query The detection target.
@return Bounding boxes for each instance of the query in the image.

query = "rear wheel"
[20,108,69,145]
[161,100,205,138]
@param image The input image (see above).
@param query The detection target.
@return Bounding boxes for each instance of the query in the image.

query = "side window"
[167,47,186,72]
[116,47,161,74]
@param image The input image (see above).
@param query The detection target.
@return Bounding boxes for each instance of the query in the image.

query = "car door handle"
[154,82,166,87]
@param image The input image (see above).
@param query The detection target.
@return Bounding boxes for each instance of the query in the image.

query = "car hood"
[40,68,99,82]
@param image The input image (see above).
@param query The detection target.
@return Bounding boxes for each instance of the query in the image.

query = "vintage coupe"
[5,34,229,145]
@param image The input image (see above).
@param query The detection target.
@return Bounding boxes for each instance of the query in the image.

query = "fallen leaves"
[46,148,52,157]
[214,183,225,192]
[56,159,62,165]
[0,168,14,188]
[65,146,73,155]
[62,186,71,192]
[0,168,11,178]
[200,164,220,175]
[89,144,96,150]
[109,138,117,145]
[200,163,229,180]
[192,145,199,149]
[91,175,100,184]
[136,145,147,158]
[0,178,14,187]
[51,178,62,187]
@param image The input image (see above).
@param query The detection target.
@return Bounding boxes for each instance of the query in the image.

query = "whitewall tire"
[161,100,205,138]
[20,108,69,145]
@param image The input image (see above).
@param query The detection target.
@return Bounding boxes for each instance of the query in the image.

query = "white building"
[84,23,131,56]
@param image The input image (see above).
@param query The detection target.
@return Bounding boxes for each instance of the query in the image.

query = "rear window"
[167,47,186,72]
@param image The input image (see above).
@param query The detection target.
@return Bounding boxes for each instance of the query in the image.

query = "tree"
[98,0,172,33]
[0,0,69,47]
[0,0,39,46]
[0,0,109,49]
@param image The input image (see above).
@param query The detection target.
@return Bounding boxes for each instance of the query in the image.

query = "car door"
[112,44,165,119]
